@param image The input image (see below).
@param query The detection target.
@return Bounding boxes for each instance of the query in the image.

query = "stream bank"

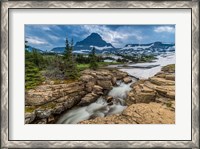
[25,69,130,124]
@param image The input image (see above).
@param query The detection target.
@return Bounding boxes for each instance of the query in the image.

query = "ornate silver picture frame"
[1,1,199,148]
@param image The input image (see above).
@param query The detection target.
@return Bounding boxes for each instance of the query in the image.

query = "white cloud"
[41,26,51,31]
[35,25,62,32]
[154,26,175,33]
[48,35,60,41]
[26,36,48,45]
[81,25,143,48]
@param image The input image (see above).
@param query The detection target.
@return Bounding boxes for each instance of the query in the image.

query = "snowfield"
[121,44,154,51]
[109,52,175,79]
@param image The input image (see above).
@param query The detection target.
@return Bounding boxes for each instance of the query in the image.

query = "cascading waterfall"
[56,79,136,124]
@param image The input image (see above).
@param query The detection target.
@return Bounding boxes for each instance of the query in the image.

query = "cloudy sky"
[25,25,175,51]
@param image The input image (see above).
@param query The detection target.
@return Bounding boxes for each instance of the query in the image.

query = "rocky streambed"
[25,69,130,124]
[25,64,175,124]
[56,79,135,124]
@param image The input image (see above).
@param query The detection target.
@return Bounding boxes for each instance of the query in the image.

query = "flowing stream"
[56,79,136,124]
[56,53,175,124]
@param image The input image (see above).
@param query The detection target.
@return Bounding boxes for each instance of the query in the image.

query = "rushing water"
[56,79,136,124]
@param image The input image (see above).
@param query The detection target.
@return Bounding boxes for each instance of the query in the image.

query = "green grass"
[77,64,90,71]
[77,62,122,71]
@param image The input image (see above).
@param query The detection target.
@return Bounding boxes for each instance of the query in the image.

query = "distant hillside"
[50,33,175,56]
[117,42,175,56]
[25,46,44,53]
[50,33,116,54]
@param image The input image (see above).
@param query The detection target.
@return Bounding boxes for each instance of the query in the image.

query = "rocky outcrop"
[80,64,175,124]
[25,82,85,106]
[80,102,175,124]
[127,65,175,106]
[25,69,129,124]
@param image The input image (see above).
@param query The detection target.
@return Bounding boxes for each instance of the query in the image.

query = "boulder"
[79,93,99,106]
[36,109,52,119]
[126,91,136,105]
[52,104,65,114]
[85,81,96,92]
[123,77,132,84]
[92,85,103,95]
[127,84,156,104]
[96,74,112,80]
[60,95,81,109]
[97,80,113,90]
[79,74,96,83]
[25,112,36,124]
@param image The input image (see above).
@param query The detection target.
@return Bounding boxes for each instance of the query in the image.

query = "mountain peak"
[75,32,114,48]
[83,33,103,42]
[90,32,101,37]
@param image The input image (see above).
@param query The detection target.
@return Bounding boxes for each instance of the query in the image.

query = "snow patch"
[90,45,113,50]
[120,53,175,79]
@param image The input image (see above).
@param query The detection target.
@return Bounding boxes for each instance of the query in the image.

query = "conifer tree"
[25,50,43,90]
[64,35,70,59]
[64,36,78,79]
[25,40,29,50]
[89,47,98,70]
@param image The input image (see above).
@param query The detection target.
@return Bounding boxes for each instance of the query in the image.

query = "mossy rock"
[25,106,36,113]
[38,102,57,110]
[162,64,175,73]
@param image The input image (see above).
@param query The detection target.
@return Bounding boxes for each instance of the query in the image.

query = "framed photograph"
[1,1,199,148]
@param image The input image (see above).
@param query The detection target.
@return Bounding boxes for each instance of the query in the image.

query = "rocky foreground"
[80,64,175,124]
[25,64,175,124]
[25,69,128,124]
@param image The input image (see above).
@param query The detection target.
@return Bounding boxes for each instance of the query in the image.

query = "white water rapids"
[56,80,135,124]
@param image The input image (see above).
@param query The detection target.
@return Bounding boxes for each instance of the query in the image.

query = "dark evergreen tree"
[64,36,78,79]
[64,35,70,59]
[89,47,98,70]
[25,40,29,50]
[25,50,43,90]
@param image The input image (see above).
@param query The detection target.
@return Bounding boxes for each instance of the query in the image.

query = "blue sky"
[25,25,175,51]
